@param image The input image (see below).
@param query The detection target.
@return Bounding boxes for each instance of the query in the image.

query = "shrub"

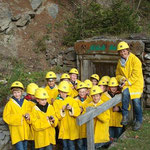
[63,0,141,46]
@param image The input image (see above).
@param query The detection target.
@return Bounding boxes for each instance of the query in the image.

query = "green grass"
[0,61,69,106]
[109,110,150,150]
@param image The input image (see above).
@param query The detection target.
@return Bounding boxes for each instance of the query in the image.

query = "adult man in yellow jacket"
[116,41,144,131]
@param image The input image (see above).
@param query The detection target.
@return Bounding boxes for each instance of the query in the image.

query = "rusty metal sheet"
[74,39,144,55]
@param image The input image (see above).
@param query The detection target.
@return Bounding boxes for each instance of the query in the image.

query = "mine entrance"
[94,62,117,77]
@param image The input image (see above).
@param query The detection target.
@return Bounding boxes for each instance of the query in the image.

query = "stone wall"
[47,47,77,71]
[142,40,150,107]
[0,108,12,150]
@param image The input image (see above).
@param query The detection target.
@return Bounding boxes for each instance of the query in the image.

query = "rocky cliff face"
[0,0,77,75]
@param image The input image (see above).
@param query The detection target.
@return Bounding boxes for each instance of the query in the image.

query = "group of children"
[3,68,124,150]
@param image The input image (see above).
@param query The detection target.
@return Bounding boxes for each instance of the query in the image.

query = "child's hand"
[80,106,84,113]
[62,105,66,112]
[24,113,30,120]
[51,98,55,104]
[49,116,55,123]
[113,106,120,112]
[66,104,72,111]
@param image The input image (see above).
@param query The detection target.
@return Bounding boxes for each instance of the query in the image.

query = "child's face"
[109,86,118,94]
[92,94,101,104]
[29,94,35,100]
[91,79,98,86]
[62,79,70,82]
[78,88,87,98]
[37,99,47,106]
[47,79,55,87]
[99,85,107,92]
[59,91,68,99]
[13,90,22,100]
[70,74,77,82]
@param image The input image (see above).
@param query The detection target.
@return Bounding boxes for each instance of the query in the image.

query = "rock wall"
[0,108,12,150]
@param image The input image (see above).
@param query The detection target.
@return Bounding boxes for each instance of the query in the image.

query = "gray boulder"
[47,3,59,19]
[0,3,12,32]
[16,14,31,27]
[30,0,42,11]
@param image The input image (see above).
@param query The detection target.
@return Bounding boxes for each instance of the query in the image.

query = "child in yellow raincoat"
[87,85,111,149]
[25,82,39,150]
[101,77,123,140]
[60,73,74,98]
[75,82,89,150]
[53,81,81,150]
[69,68,81,97]
[30,88,58,150]
[3,81,31,150]
[98,76,110,93]
[90,74,100,86]
[45,71,58,105]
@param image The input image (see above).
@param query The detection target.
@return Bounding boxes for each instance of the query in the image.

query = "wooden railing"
[77,94,122,150]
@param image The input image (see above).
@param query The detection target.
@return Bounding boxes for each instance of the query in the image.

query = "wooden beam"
[77,94,122,126]
[86,107,95,150]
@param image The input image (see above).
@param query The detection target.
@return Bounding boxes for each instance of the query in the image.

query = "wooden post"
[86,107,95,150]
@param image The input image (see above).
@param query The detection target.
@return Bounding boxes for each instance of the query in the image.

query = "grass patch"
[109,110,150,150]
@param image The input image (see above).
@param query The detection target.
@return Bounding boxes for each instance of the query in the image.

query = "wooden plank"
[77,94,122,126]
[86,107,95,150]
[74,39,144,55]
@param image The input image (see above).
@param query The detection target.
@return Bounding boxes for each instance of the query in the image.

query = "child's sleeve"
[30,108,51,131]
[49,105,58,127]
[96,109,110,123]
[53,101,64,120]
[3,102,23,126]
[69,100,81,117]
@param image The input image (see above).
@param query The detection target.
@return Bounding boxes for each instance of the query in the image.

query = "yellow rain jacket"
[69,79,81,97]
[101,92,123,127]
[87,100,110,144]
[67,83,76,98]
[84,95,92,104]
[27,100,37,140]
[3,98,32,145]
[116,53,144,99]
[45,84,58,104]
[74,96,88,138]
[53,96,80,140]
[30,104,58,149]
[27,100,36,113]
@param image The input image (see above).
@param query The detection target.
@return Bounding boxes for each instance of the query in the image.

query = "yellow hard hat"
[60,73,70,80]
[108,77,119,87]
[26,83,39,95]
[90,85,103,96]
[45,71,57,79]
[35,88,49,99]
[117,41,129,51]
[101,76,110,84]
[90,74,100,81]
[98,79,108,86]
[77,82,87,90]
[58,81,70,93]
[84,79,93,89]
[11,81,24,90]
[69,68,79,75]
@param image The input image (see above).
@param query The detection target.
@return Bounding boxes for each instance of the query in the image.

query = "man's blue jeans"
[62,139,75,150]
[122,88,142,123]
[15,140,28,150]
[37,144,52,150]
